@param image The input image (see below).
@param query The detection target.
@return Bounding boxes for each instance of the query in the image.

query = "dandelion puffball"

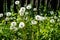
[33,8,37,11]
[0,13,3,17]
[15,1,20,5]
[20,7,26,12]
[35,15,41,21]
[26,4,32,9]
[50,19,55,23]
[11,22,17,27]
[5,17,9,21]
[6,12,11,16]
[19,22,25,28]
[31,20,37,25]
[19,7,26,16]
[10,26,18,31]
[35,15,46,21]
[50,11,54,15]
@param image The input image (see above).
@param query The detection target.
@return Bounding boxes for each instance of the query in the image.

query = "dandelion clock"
[19,22,25,28]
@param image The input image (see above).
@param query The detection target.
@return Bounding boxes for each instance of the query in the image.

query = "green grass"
[0,0,60,40]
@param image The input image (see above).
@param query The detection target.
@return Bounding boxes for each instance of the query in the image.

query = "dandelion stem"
[26,0,27,6]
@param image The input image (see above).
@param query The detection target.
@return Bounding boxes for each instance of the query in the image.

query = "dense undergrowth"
[0,0,60,40]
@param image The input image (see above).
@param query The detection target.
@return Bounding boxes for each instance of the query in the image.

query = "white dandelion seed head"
[19,7,26,16]
[50,11,54,15]
[33,8,37,11]
[0,13,3,17]
[35,15,46,21]
[26,4,32,9]
[6,12,11,16]
[50,19,55,23]
[54,16,57,19]
[15,1,20,5]
[11,22,17,27]
[19,22,25,28]
[35,15,41,20]
[19,12,24,16]
[5,17,9,21]
[10,26,18,31]
[20,7,26,12]
[31,20,37,25]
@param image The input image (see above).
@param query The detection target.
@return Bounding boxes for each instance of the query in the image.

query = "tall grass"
[0,0,60,40]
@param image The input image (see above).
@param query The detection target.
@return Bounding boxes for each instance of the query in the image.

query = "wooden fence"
[0,0,60,13]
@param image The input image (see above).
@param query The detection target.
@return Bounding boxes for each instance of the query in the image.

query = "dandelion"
[50,11,54,15]
[33,8,37,11]
[31,20,37,25]
[50,19,55,23]
[11,22,17,27]
[26,4,32,9]
[19,7,26,16]
[5,17,9,21]
[20,13,24,16]
[10,26,18,31]
[15,1,20,5]
[20,7,26,12]
[0,13,3,17]
[19,22,25,28]
[35,15,41,20]
[35,15,46,21]
[54,16,57,19]
[6,12,11,16]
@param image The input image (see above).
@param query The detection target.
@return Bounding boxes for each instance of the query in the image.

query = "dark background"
[0,0,60,13]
